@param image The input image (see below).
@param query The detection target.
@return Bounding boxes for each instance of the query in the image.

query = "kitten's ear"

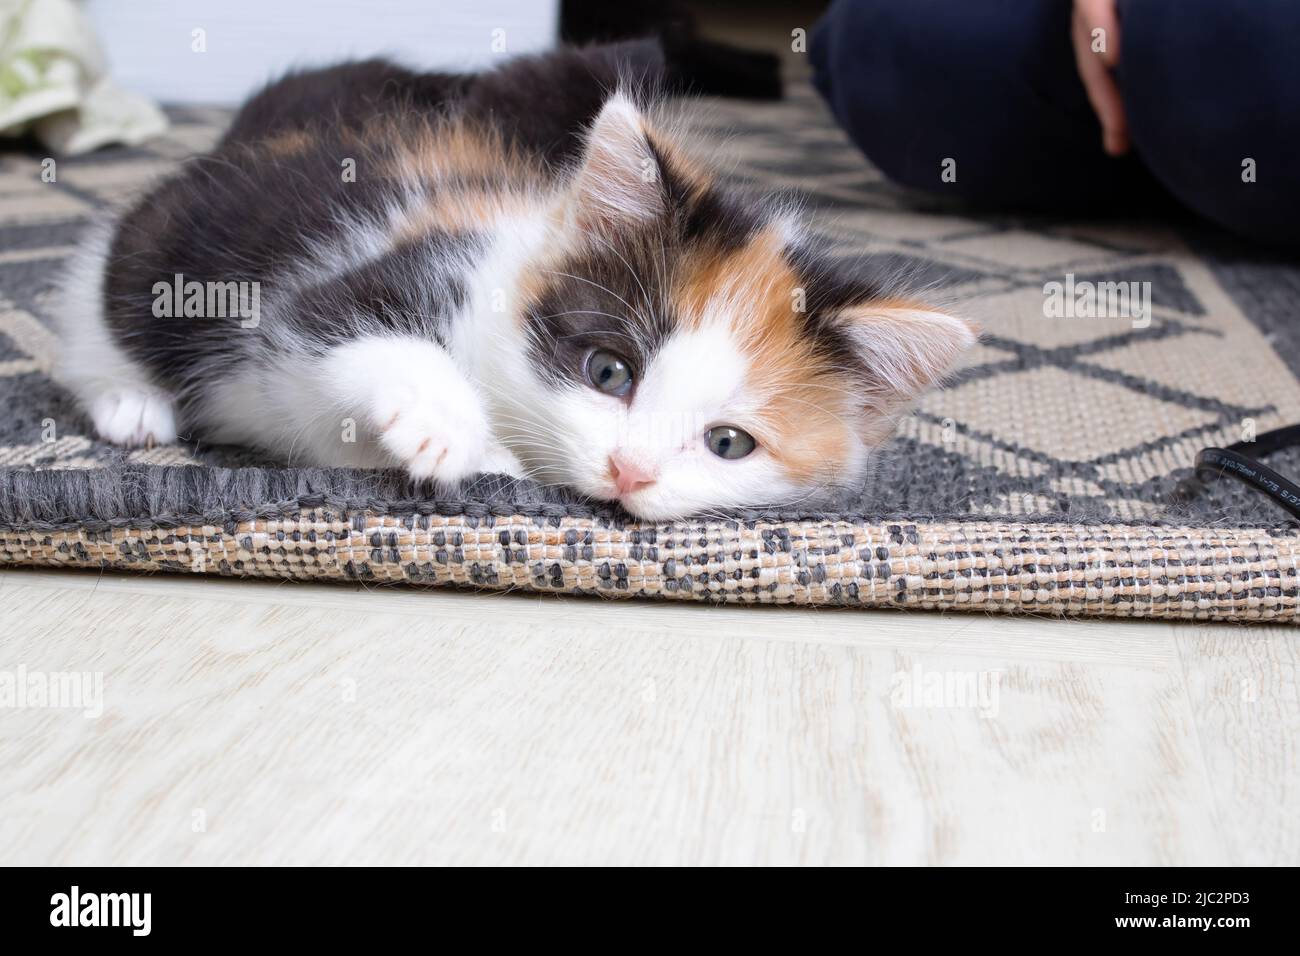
[839,303,979,404]
[568,93,663,233]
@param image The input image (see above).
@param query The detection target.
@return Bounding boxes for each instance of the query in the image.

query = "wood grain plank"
[0,568,1272,865]
[1174,622,1300,865]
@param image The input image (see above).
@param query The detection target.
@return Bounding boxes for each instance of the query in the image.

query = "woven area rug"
[3,80,1300,621]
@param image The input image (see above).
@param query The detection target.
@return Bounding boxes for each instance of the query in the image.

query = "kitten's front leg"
[321,335,506,482]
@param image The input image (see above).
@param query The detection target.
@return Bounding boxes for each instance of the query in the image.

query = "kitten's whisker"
[570,223,655,326]
[539,270,648,337]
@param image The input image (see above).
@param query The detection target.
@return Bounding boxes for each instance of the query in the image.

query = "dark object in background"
[1174,424,1300,522]
[561,0,783,100]
[809,0,1299,246]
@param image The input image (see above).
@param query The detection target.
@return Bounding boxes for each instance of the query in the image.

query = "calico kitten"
[54,42,977,521]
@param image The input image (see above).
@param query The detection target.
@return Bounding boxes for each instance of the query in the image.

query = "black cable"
[1175,424,1300,520]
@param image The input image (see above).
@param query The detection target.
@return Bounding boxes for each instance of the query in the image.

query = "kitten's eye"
[586,349,633,396]
[705,426,756,460]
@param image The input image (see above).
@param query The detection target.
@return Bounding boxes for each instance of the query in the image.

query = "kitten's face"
[513,96,977,521]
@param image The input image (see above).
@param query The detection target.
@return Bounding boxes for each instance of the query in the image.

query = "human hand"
[1072,0,1129,156]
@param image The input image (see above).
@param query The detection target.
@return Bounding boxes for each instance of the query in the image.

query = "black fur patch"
[524,239,676,391]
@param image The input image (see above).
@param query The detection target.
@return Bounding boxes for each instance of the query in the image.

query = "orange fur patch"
[673,226,851,483]
[381,119,547,238]
[261,129,314,157]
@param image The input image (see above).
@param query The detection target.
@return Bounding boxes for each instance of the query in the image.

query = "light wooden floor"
[0,565,1295,866]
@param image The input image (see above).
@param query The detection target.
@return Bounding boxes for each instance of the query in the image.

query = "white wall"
[84,0,559,104]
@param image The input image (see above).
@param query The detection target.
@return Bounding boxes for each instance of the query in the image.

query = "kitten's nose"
[608,453,658,495]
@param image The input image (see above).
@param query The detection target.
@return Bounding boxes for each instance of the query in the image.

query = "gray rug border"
[2,463,1297,535]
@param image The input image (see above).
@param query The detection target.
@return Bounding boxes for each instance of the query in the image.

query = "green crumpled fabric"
[0,0,166,154]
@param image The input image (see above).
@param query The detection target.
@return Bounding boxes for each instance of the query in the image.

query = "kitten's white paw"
[480,442,526,478]
[323,335,497,484]
[89,389,178,447]
[370,382,490,483]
